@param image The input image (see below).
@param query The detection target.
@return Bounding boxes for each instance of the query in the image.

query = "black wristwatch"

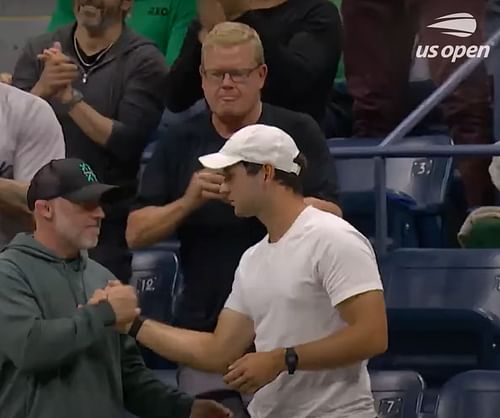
[285,347,299,375]
[60,88,84,113]
[128,316,146,339]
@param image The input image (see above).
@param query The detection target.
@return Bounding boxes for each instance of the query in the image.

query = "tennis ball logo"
[416,13,490,62]
[426,13,477,38]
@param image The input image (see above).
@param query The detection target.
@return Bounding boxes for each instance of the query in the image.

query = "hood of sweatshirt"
[2,232,88,268]
[0,233,194,418]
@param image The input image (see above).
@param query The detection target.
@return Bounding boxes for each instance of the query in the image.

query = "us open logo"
[416,13,490,62]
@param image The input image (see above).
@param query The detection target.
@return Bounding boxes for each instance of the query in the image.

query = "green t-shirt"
[47,0,196,65]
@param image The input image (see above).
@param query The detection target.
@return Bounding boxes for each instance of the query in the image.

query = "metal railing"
[336,27,500,255]
[333,145,500,255]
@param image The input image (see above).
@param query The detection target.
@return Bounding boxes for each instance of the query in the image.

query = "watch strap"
[128,315,145,339]
[285,347,299,375]
[62,89,83,113]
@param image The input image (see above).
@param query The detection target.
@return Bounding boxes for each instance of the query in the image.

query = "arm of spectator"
[165,0,197,66]
[15,94,66,181]
[304,196,342,217]
[126,133,190,249]
[0,90,65,224]
[12,41,44,93]
[240,1,341,102]
[0,263,117,374]
[0,72,12,84]
[120,335,195,418]
[164,20,204,112]
[64,48,167,163]
[292,290,387,371]
[127,198,196,249]
[294,233,387,370]
[293,113,341,216]
[137,307,255,374]
[0,179,30,218]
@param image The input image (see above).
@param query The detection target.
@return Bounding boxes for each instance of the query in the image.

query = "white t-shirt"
[0,83,65,246]
[225,206,383,418]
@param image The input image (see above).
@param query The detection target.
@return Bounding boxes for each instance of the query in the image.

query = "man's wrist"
[31,82,49,99]
[60,89,84,113]
[128,315,146,339]
[272,348,287,374]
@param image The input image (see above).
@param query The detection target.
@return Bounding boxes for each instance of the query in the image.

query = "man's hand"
[190,399,233,418]
[218,0,251,19]
[197,0,251,42]
[103,280,136,333]
[197,0,226,38]
[88,288,108,305]
[183,169,228,210]
[223,351,284,394]
[106,283,140,325]
[32,42,79,99]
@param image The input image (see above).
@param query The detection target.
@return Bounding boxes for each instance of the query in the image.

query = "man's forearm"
[126,198,194,249]
[281,324,387,372]
[136,319,227,373]
[68,101,113,146]
[30,82,48,99]
[0,178,32,222]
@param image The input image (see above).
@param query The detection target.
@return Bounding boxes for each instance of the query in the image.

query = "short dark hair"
[241,153,308,194]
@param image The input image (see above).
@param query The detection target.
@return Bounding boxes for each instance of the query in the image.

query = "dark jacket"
[165,0,341,124]
[12,24,168,279]
[0,233,193,418]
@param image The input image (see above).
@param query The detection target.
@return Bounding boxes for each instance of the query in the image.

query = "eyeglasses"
[201,65,261,83]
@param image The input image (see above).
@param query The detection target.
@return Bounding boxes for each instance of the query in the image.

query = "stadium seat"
[131,245,180,323]
[374,249,500,385]
[328,135,455,248]
[370,370,425,418]
[130,245,182,369]
[137,140,158,183]
[435,370,500,418]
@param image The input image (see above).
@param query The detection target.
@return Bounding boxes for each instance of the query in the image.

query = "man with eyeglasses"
[164,0,341,126]
[126,22,341,417]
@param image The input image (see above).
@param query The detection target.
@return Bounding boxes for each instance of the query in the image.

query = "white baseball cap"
[199,124,302,175]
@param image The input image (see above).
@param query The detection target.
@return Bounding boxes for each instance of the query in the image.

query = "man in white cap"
[122,124,388,418]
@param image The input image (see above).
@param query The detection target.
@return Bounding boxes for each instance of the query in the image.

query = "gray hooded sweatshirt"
[0,233,193,418]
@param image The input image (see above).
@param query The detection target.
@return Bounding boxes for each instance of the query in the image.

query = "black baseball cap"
[27,158,119,210]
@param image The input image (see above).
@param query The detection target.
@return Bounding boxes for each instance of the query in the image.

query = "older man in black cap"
[0,158,232,418]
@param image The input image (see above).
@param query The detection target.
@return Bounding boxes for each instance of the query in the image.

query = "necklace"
[73,33,115,68]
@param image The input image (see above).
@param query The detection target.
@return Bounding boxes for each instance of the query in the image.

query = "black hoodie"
[12,24,168,279]
[0,233,194,418]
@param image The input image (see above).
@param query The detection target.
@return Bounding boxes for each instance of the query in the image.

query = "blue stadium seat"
[435,370,500,418]
[137,140,158,183]
[131,246,180,323]
[131,245,182,369]
[328,135,455,248]
[374,249,500,385]
[370,370,425,418]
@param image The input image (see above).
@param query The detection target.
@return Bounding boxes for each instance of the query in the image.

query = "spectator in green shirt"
[48,0,196,65]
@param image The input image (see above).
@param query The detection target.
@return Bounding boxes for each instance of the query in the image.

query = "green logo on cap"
[79,163,98,183]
